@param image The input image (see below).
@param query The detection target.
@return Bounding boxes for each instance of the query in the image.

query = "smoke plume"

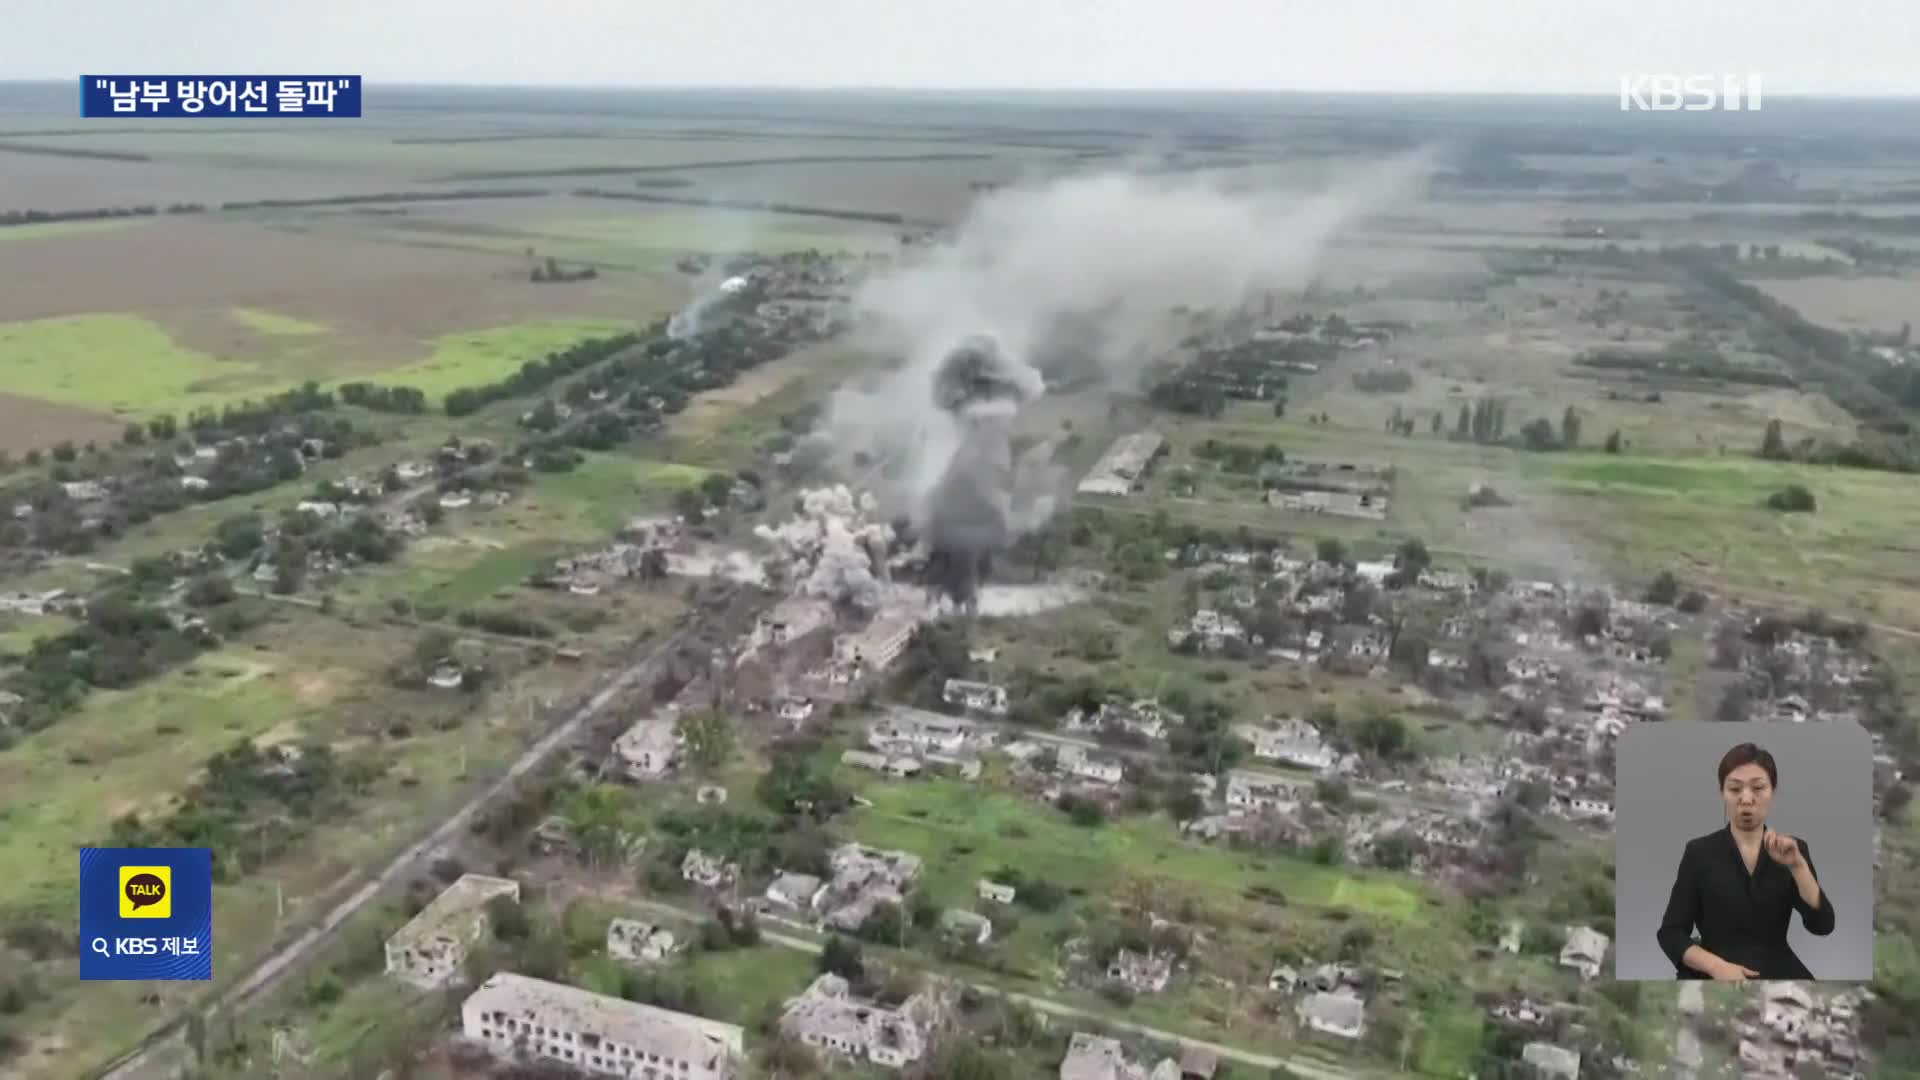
[754,485,894,611]
[821,157,1433,604]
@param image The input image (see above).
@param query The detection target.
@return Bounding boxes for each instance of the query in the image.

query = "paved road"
[94,629,694,1080]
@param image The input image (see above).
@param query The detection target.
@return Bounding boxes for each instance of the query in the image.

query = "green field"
[0,647,300,913]
[842,777,1423,921]
[0,313,263,415]
[0,612,76,657]
[374,318,638,401]
[0,312,635,418]
[0,218,150,244]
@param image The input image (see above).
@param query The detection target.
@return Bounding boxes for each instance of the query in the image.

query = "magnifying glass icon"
[90,937,110,957]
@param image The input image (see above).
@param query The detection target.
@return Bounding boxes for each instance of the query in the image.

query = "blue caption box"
[79,847,213,981]
[80,76,361,118]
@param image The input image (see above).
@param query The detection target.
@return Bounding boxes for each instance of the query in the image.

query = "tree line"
[0,202,203,228]
[573,187,916,225]
[444,331,645,417]
[1,188,549,229]
[1674,254,1912,434]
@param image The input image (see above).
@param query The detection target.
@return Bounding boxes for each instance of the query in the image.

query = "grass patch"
[0,312,261,415]
[0,313,637,420]
[843,778,1423,921]
[1417,999,1485,1076]
[230,307,329,337]
[0,612,76,657]
[419,541,571,608]
[0,648,299,913]
[0,218,148,243]
[680,944,820,1028]
[374,318,638,404]
[542,454,713,524]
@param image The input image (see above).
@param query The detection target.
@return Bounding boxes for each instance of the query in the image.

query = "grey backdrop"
[1613,721,1874,981]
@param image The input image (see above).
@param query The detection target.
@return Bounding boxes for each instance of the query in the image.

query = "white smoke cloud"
[754,484,895,611]
[822,155,1435,535]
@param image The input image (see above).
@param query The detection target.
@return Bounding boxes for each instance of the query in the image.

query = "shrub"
[1766,484,1817,512]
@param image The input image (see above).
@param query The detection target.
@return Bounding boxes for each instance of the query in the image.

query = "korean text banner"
[81,77,362,117]
[79,847,213,980]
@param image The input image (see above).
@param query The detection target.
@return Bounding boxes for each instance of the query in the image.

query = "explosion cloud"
[821,158,1432,606]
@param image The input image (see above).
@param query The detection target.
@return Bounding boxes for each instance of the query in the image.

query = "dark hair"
[1717,743,1777,788]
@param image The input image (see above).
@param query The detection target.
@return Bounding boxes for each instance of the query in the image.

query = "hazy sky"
[20,0,1919,96]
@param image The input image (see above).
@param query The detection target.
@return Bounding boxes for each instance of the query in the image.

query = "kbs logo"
[1619,74,1763,111]
[119,865,171,918]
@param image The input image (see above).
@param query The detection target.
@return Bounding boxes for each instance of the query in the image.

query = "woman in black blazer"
[1657,742,1834,980]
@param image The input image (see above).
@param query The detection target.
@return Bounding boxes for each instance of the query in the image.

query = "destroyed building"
[1077,431,1166,496]
[942,677,1010,716]
[778,973,940,1069]
[819,843,923,932]
[1235,716,1335,771]
[613,711,682,781]
[1106,948,1172,994]
[463,971,744,1079]
[1296,991,1367,1041]
[606,918,677,965]
[1058,1032,1181,1080]
[1559,925,1610,981]
[385,874,521,990]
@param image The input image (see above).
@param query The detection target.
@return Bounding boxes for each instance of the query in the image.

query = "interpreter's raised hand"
[1764,828,1803,869]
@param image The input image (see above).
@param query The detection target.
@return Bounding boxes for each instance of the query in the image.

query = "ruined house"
[1058,744,1125,785]
[1058,1032,1180,1080]
[1076,432,1166,496]
[1236,716,1334,770]
[868,708,995,769]
[941,909,992,945]
[1558,925,1610,980]
[1296,991,1367,1040]
[1065,699,1179,741]
[384,874,521,989]
[1168,609,1247,652]
[1226,772,1303,814]
[978,880,1016,905]
[613,713,681,781]
[1521,1041,1581,1080]
[828,607,920,680]
[764,872,826,914]
[819,844,922,932]
[942,678,1010,716]
[1106,949,1172,994]
[606,918,677,965]
[681,849,735,889]
[778,973,938,1069]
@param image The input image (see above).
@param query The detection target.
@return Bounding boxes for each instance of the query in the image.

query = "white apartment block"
[464,971,744,1079]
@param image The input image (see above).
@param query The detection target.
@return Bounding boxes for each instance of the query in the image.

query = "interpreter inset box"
[1613,723,1873,981]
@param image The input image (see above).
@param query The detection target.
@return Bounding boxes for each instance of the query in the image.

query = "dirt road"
[92,628,695,1080]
